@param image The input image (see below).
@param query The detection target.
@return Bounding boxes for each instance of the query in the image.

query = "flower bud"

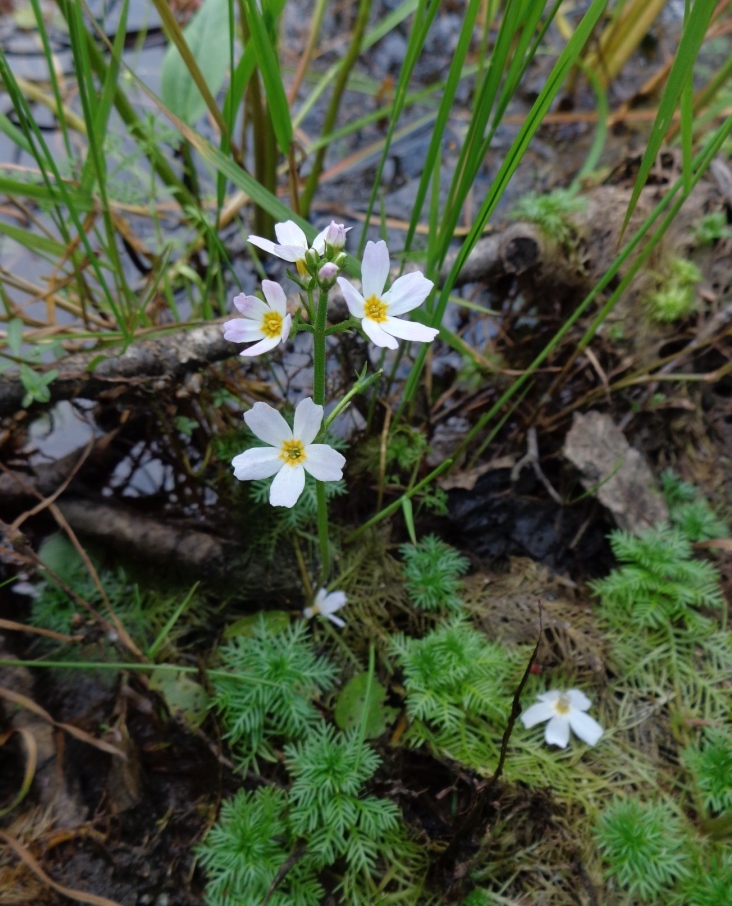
[318,262,339,287]
[333,251,348,270]
[325,221,349,251]
[305,247,321,273]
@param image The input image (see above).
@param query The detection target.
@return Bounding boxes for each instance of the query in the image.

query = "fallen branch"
[0,322,236,418]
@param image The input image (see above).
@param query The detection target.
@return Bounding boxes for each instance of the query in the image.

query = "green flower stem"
[313,287,331,577]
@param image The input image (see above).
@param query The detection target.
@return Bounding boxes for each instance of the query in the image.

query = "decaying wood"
[54,498,299,595]
[0,322,236,419]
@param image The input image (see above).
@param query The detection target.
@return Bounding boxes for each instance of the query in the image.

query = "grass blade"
[620,0,717,238]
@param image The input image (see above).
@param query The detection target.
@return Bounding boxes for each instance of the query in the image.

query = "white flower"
[303,587,348,628]
[336,240,438,349]
[223,280,292,357]
[232,398,346,508]
[521,689,604,749]
[247,220,332,274]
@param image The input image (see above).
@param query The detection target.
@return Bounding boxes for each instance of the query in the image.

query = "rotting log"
[1,163,727,420]
[0,322,236,419]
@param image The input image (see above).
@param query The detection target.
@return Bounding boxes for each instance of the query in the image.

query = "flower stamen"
[555,695,571,715]
[364,295,388,323]
[261,311,284,338]
[279,439,306,465]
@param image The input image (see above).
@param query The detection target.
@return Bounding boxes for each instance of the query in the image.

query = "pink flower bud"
[325,221,349,250]
[318,262,339,285]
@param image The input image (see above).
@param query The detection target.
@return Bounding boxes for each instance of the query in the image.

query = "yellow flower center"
[261,311,283,339]
[279,439,306,466]
[364,294,388,323]
[555,695,571,715]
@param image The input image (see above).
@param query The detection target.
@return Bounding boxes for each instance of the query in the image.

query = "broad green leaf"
[149,668,209,731]
[224,610,291,639]
[334,673,396,738]
[160,0,231,127]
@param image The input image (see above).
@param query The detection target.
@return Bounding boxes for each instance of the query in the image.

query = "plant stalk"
[313,286,330,577]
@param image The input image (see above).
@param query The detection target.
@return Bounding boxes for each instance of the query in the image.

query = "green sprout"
[682,727,732,814]
[645,257,703,323]
[511,187,587,247]
[693,211,731,245]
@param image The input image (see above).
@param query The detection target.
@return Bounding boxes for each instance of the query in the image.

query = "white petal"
[232,448,282,480]
[313,588,328,608]
[272,245,304,262]
[326,613,346,629]
[223,319,264,343]
[569,711,604,746]
[293,398,324,446]
[566,689,592,711]
[303,606,315,619]
[275,220,307,250]
[269,463,305,507]
[361,240,390,298]
[261,280,288,315]
[244,402,292,447]
[362,317,398,349]
[382,317,439,343]
[537,690,562,704]
[311,224,328,255]
[337,278,365,318]
[239,335,282,357]
[521,701,557,729]
[321,591,347,614]
[280,313,292,342]
[232,292,267,317]
[382,271,433,315]
[544,715,570,748]
[248,235,277,256]
[303,444,345,481]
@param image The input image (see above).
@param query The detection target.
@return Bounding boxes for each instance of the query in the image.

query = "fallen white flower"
[521,688,604,748]
[303,587,348,628]
[337,240,438,349]
[232,398,346,508]
[223,280,291,357]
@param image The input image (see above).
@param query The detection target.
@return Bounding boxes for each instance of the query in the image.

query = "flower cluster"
[225,217,439,508]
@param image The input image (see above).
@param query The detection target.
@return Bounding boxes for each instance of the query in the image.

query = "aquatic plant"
[399,534,469,612]
[661,470,730,542]
[595,797,690,900]
[681,726,732,814]
[590,525,724,633]
[390,617,522,767]
[211,618,337,763]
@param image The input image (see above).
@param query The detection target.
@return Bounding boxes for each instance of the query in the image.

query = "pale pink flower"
[223,280,291,357]
[337,240,438,349]
[232,398,345,508]
[521,689,604,749]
